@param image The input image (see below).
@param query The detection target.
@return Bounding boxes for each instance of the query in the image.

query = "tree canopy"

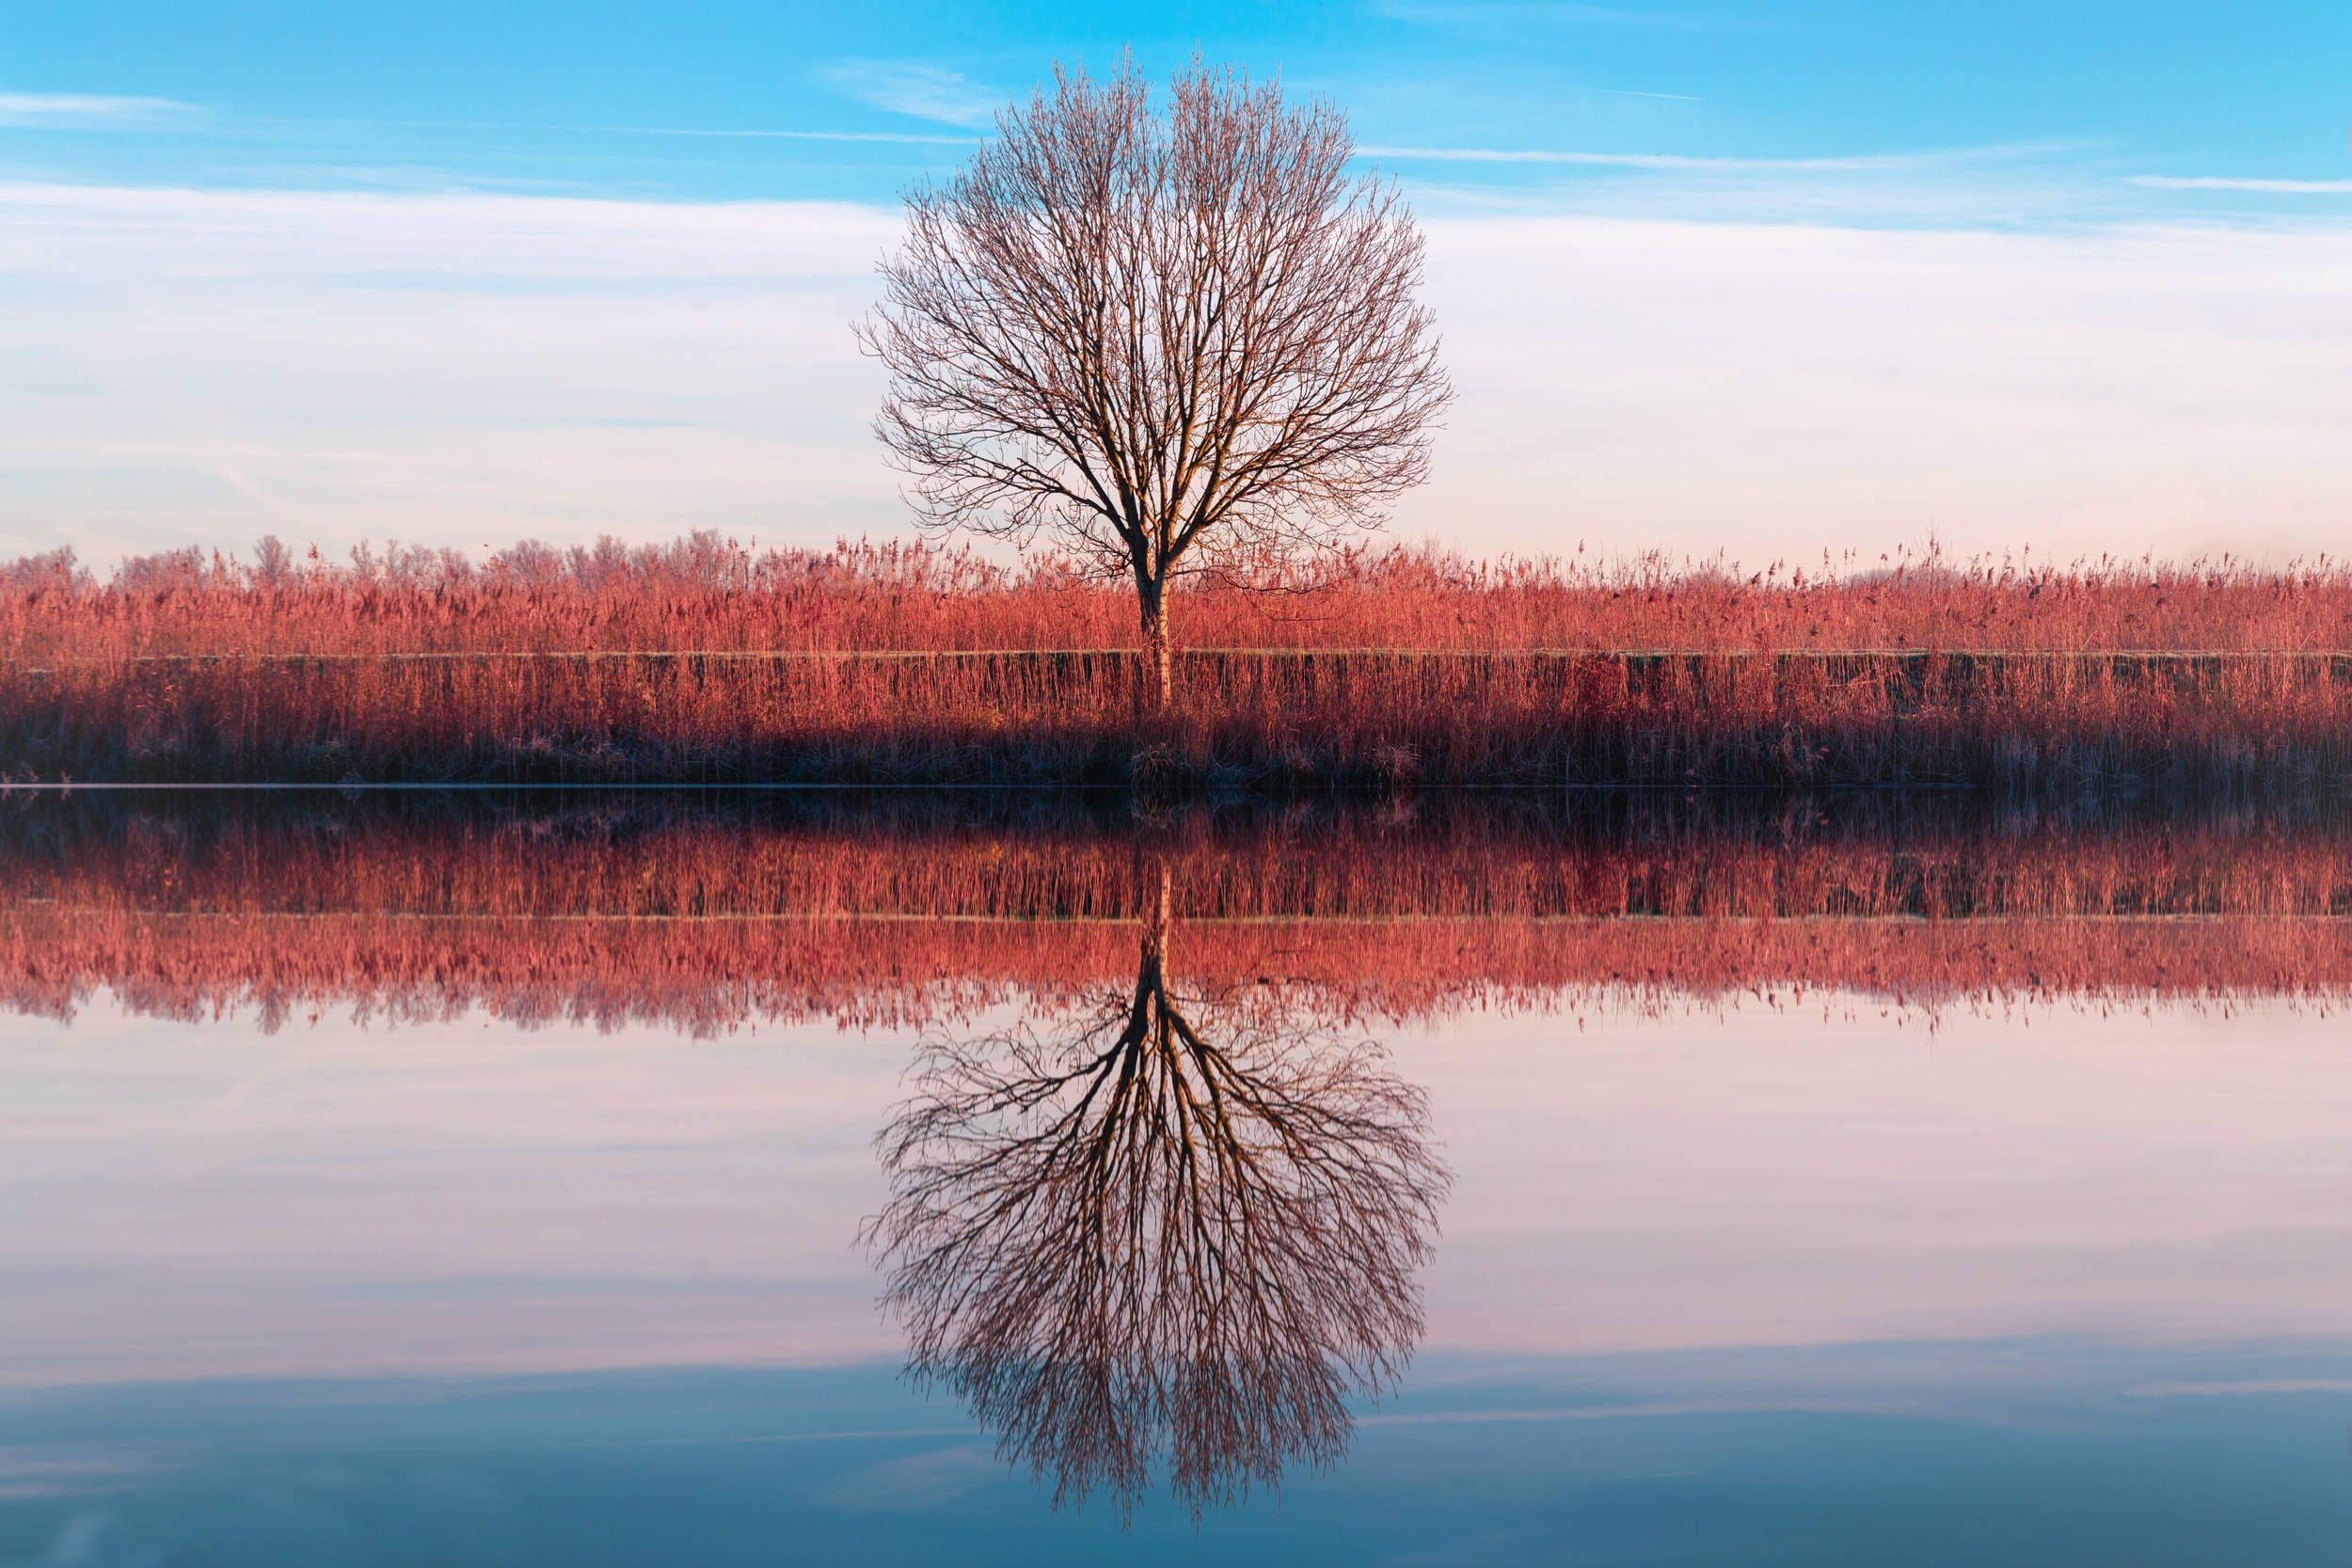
[859,55,1453,704]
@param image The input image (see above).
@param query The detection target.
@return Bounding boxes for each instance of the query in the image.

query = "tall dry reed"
[6,535,2348,791]
[11,534,2352,657]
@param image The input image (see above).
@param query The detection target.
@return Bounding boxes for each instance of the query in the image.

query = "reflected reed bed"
[7,537,2350,791]
[3,793,2345,1027]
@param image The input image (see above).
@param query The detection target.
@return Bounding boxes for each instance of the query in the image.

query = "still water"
[1,795,2346,1564]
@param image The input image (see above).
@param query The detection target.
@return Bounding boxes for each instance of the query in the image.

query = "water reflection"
[3,790,2346,1028]
[2,794,2351,1560]
[866,877,1449,1518]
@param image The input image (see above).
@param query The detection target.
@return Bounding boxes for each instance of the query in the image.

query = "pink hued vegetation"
[5,535,2349,789]
[6,800,2344,1028]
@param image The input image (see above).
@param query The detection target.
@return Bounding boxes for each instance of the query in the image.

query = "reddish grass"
[6,535,2349,789]
[5,797,2344,1028]
[11,534,2352,657]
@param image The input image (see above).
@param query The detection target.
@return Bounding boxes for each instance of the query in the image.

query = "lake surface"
[2,793,2347,1565]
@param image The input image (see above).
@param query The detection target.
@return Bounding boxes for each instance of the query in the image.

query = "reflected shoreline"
[5,791,2346,1026]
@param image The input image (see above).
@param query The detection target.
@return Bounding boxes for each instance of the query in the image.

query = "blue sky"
[8,0,2350,215]
[4,2,2350,569]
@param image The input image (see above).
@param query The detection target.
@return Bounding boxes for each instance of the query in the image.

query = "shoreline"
[7,646,2349,796]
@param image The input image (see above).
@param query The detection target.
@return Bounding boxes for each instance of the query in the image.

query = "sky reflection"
[2,990,2346,1386]
[0,796,2345,1559]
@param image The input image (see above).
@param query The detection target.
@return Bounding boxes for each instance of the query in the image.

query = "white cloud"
[1397,214,2352,568]
[1362,140,2119,229]
[0,89,195,129]
[2129,175,2352,194]
[0,182,905,568]
[1359,145,1896,169]
[820,60,1002,129]
[4,183,2351,573]
[617,126,980,145]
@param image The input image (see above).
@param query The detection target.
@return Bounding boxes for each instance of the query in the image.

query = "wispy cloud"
[2129,1378,2352,1397]
[1358,146,1899,170]
[0,182,905,568]
[597,126,980,145]
[2128,175,2352,194]
[1376,0,1782,34]
[821,61,1001,128]
[13,182,2352,579]
[1398,212,2352,569]
[0,89,196,129]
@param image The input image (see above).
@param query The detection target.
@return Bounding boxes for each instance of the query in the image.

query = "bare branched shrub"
[1,547,90,597]
[858,55,1453,705]
[865,895,1450,1520]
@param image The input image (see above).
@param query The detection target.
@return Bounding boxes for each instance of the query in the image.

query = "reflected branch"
[865,884,1450,1520]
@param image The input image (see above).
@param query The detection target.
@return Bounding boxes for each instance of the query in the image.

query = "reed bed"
[5,536,2350,793]
[5,795,2344,1027]
[12,534,2352,657]
[7,643,2344,793]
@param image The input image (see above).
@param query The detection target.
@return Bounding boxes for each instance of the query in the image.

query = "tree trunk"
[1140,591,1174,712]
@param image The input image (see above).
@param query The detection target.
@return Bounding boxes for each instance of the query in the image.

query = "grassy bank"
[7,644,2345,794]
[7,535,2349,793]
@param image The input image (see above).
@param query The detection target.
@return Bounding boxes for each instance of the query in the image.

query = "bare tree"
[857,55,1453,708]
[864,875,1450,1521]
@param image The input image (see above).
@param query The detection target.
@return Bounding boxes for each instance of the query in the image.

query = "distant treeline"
[5,792,2346,1028]
[5,534,2350,792]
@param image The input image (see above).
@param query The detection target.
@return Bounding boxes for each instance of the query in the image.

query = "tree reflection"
[864,881,1451,1520]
